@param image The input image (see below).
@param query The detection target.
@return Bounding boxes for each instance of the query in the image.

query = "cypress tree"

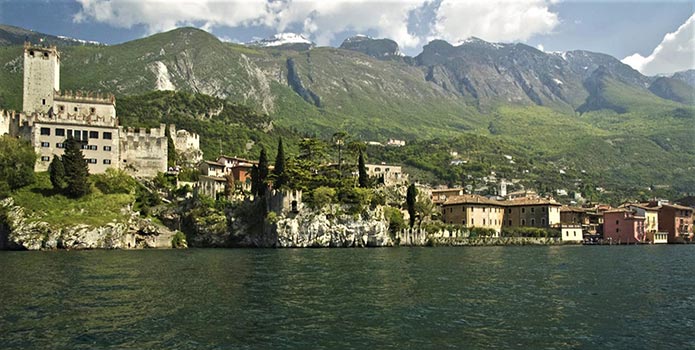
[252,147,269,197]
[406,183,417,228]
[62,136,90,198]
[48,155,66,190]
[272,138,288,189]
[358,150,369,188]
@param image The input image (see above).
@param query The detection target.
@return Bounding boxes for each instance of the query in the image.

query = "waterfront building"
[503,198,561,228]
[603,209,645,244]
[560,224,583,242]
[653,203,694,243]
[441,194,505,235]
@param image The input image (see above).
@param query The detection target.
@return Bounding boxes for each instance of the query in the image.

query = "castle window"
[74,107,78,112]
[90,107,96,114]
[89,131,99,139]
[56,143,64,149]
[531,219,535,226]
[508,208,512,213]
[522,219,526,226]
[103,132,112,140]
[541,218,546,226]
[43,52,48,58]
[103,159,111,165]
[85,158,97,164]
[41,156,49,162]
[74,131,81,141]
[471,218,474,226]
[59,105,65,112]
[83,131,88,140]
[41,142,49,147]
[40,127,50,136]
[509,220,512,226]
[56,128,65,137]
[29,51,35,57]
[42,99,46,105]
[104,146,111,151]
[531,207,535,213]
[89,145,98,151]
[522,208,525,213]
[67,130,73,138]
[483,219,486,225]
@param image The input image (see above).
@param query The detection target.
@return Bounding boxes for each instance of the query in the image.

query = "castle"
[0,43,201,177]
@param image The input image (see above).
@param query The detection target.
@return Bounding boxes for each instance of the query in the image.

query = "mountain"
[339,35,404,60]
[0,25,693,196]
[0,24,102,47]
[672,69,695,87]
[649,76,695,105]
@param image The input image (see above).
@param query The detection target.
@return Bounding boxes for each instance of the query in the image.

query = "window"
[74,131,81,141]
[508,220,512,226]
[56,128,65,136]
[103,159,111,165]
[542,207,547,212]
[508,208,512,214]
[42,99,46,106]
[83,131,88,140]
[483,219,486,225]
[56,143,64,149]
[103,132,112,140]
[531,219,535,226]
[471,218,474,226]
[521,219,526,226]
[89,131,99,139]
[74,107,78,112]
[29,50,35,57]
[616,220,619,225]
[89,145,98,151]
[43,52,48,58]
[59,105,65,112]
[541,218,546,226]
[531,207,535,213]
[522,208,525,213]
[40,156,50,161]
[40,142,49,147]
[67,130,73,138]
[40,127,50,136]
[85,158,97,164]
[89,107,96,114]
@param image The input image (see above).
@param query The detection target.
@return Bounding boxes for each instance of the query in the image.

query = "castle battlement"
[54,90,115,105]
[27,111,118,128]
[118,124,167,140]
[24,42,60,59]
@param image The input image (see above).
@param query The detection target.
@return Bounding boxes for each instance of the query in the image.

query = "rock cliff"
[0,198,182,250]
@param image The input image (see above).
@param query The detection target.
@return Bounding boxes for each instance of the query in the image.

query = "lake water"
[1,246,694,349]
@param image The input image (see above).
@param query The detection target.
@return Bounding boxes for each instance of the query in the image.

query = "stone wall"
[118,124,168,177]
[22,44,60,114]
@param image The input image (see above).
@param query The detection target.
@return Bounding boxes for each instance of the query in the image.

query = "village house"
[441,194,505,235]
[560,224,583,242]
[503,198,561,228]
[216,156,256,192]
[603,208,646,244]
[623,204,665,243]
[560,205,602,235]
[365,163,408,186]
[652,203,694,243]
[431,188,465,205]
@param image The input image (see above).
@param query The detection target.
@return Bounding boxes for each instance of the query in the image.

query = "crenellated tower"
[22,43,60,114]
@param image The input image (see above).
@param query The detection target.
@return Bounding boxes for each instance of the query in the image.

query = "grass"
[11,172,135,227]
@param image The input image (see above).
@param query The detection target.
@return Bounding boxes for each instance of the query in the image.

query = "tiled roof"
[443,194,504,206]
[504,198,561,206]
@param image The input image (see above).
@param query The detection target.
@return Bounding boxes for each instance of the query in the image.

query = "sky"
[0,0,693,76]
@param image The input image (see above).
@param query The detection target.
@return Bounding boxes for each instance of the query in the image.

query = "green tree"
[0,135,37,191]
[165,125,177,167]
[272,138,288,190]
[48,155,66,191]
[358,150,369,188]
[406,183,417,228]
[62,136,90,198]
[332,131,348,177]
[252,147,269,197]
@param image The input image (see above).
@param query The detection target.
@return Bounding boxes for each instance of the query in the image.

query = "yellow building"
[503,198,562,228]
[441,194,505,235]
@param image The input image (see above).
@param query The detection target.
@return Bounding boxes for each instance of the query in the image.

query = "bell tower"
[22,42,60,114]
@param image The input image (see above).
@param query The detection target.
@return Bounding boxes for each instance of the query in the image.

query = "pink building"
[603,209,646,244]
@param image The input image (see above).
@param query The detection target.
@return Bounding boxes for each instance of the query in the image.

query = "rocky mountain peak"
[339,35,402,60]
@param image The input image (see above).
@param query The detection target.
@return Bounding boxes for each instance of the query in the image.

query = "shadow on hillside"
[30,187,62,197]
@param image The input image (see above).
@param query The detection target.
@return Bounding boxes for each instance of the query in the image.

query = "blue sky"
[1,0,693,75]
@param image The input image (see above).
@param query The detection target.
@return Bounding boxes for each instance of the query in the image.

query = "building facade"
[656,204,693,243]
[441,195,505,234]
[603,209,646,244]
[503,198,561,228]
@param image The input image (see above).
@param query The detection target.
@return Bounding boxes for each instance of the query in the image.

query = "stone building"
[365,163,407,186]
[441,194,505,235]
[169,124,202,165]
[503,198,562,228]
[3,43,169,176]
[431,188,465,205]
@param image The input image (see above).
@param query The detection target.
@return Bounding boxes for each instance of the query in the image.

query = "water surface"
[1,246,694,349]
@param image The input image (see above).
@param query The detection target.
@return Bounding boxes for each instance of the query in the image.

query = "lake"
[1,246,694,349]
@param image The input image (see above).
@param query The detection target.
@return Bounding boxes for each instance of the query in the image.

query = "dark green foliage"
[384,206,405,234]
[0,135,36,191]
[62,137,90,198]
[358,150,369,188]
[48,155,66,191]
[272,138,288,190]
[252,147,269,197]
[165,126,177,167]
[502,227,560,238]
[178,168,200,182]
[406,184,417,228]
[171,231,187,248]
[92,168,137,194]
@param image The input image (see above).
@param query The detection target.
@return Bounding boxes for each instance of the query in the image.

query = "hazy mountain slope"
[649,76,695,104]
[672,69,695,87]
[0,24,102,46]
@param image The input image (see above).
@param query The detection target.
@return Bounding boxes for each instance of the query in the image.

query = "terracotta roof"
[504,198,561,206]
[624,203,660,211]
[662,203,694,211]
[432,188,465,194]
[199,175,226,182]
[560,205,590,213]
[202,160,225,167]
[443,194,504,206]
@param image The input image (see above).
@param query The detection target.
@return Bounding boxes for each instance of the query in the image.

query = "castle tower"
[499,179,508,197]
[22,43,60,114]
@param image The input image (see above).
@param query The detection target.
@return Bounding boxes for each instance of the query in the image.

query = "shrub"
[311,186,336,208]
[92,168,138,194]
[384,206,405,234]
[171,231,187,249]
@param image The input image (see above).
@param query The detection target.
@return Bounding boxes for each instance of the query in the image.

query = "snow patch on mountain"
[249,33,313,47]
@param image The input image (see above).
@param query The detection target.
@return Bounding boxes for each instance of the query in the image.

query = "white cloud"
[430,0,559,43]
[537,44,545,52]
[622,13,695,76]
[74,0,560,50]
